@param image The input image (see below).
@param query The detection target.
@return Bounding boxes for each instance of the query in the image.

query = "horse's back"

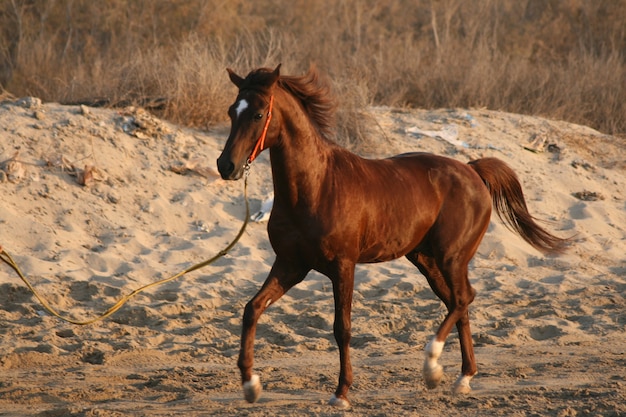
[337,149,492,225]
[345,151,493,262]
[385,152,487,194]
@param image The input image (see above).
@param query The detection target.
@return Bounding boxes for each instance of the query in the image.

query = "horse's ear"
[227,68,244,88]
[269,64,281,84]
[273,64,281,77]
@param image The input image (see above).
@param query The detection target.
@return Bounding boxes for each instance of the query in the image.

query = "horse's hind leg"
[406,252,477,394]
[407,253,448,389]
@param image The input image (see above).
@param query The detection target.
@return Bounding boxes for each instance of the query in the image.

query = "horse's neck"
[269,112,338,208]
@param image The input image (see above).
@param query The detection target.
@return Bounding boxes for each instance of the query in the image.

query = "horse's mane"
[277,67,336,140]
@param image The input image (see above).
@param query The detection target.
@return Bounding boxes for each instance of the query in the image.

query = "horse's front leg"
[328,262,355,409]
[238,257,308,403]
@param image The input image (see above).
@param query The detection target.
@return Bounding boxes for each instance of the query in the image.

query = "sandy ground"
[0,97,624,416]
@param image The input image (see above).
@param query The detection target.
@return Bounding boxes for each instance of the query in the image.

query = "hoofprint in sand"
[0,98,624,416]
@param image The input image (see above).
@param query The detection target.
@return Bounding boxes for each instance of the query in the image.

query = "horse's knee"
[333,330,351,347]
[452,289,474,309]
[333,318,351,343]
[243,296,269,327]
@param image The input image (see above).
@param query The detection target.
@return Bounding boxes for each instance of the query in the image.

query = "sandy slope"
[0,98,624,416]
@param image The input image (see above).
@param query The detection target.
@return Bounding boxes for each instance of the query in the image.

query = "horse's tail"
[468,157,570,255]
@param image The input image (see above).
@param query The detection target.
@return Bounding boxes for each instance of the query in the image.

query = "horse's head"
[217,64,281,180]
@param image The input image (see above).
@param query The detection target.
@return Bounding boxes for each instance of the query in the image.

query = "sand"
[0,97,624,416]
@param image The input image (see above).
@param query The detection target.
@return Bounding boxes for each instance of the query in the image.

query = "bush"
[1,0,625,140]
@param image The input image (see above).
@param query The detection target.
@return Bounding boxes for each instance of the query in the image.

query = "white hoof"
[243,374,262,403]
[423,338,445,389]
[452,374,472,395]
[329,394,351,409]
[423,362,444,389]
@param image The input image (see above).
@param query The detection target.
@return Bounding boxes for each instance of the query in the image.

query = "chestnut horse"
[216,65,568,408]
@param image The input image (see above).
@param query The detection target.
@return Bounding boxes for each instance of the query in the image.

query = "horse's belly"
[356,227,428,263]
[356,242,414,263]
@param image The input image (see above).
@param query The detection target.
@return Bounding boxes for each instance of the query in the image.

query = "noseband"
[247,95,274,165]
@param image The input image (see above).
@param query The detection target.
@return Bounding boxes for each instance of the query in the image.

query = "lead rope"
[0,174,251,326]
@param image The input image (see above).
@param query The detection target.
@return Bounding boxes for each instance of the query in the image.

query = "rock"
[16,97,42,109]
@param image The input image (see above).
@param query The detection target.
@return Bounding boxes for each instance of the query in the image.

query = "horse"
[216,65,569,409]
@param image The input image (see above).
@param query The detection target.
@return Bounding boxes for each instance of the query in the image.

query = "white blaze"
[235,99,249,118]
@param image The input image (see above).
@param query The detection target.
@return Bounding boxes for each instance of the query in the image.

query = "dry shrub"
[1,0,625,141]
[162,29,300,127]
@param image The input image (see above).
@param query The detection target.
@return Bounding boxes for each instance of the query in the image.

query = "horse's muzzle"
[217,156,244,180]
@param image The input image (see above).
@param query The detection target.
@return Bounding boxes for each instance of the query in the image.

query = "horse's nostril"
[217,157,236,179]
[225,162,235,175]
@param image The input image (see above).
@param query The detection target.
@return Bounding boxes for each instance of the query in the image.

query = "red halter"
[247,95,274,164]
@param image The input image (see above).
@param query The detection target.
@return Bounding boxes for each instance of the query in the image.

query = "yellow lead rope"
[0,176,250,326]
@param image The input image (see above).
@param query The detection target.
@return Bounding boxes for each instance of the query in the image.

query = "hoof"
[423,362,444,389]
[243,374,262,403]
[452,375,472,395]
[329,394,351,409]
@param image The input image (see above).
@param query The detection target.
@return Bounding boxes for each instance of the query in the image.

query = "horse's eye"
[254,113,263,120]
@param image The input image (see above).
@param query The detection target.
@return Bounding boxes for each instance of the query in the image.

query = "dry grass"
[1,0,625,145]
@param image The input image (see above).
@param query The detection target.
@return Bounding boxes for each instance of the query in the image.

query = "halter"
[247,95,274,165]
